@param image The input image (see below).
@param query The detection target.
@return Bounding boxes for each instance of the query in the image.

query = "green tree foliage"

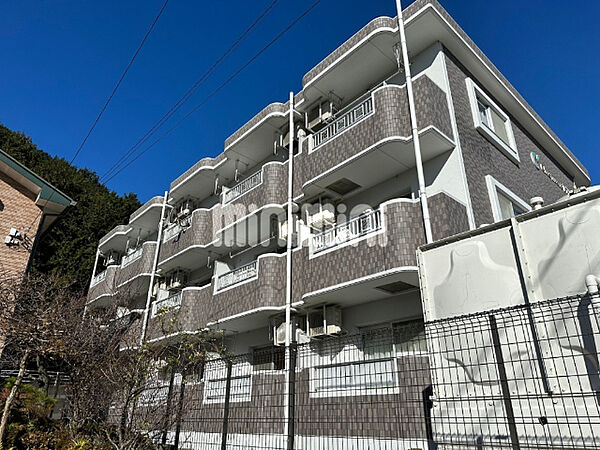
[0,123,140,292]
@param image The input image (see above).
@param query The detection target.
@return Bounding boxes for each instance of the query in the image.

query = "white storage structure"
[417,187,600,449]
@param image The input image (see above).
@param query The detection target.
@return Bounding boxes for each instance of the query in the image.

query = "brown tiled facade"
[0,171,41,278]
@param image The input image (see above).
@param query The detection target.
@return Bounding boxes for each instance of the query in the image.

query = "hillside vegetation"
[0,123,140,292]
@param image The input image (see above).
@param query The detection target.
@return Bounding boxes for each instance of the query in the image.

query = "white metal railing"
[312,97,374,148]
[222,171,263,204]
[217,261,258,291]
[121,246,143,267]
[312,209,382,253]
[90,270,107,287]
[163,222,182,242]
[151,291,183,317]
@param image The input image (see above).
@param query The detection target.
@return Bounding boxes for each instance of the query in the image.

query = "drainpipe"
[394,0,433,244]
[89,247,101,290]
[83,247,102,317]
[284,91,295,448]
[139,191,169,345]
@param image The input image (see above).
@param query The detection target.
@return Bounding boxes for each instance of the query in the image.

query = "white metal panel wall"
[519,198,600,301]
[418,227,524,321]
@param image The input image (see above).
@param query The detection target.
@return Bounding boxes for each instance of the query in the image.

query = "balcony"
[208,254,286,332]
[145,285,213,342]
[158,208,215,272]
[222,171,262,205]
[295,79,454,200]
[217,161,287,248]
[169,154,227,204]
[151,291,183,317]
[121,246,143,267]
[312,209,382,254]
[293,198,425,308]
[216,261,258,291]
[311,97,374,149]
[87,265,119,306]
[114,241,156,301]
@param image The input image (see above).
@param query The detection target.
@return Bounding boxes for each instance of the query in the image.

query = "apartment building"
[0,149,74,280]
[87,0,591,448]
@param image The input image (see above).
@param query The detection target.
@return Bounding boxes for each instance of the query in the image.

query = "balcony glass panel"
[222,171,263,204]
[311,209,382,253]
[312,97,374,149]
[217,261,258,291]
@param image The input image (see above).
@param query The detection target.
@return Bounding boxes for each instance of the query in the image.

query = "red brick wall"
[0,171,41,280]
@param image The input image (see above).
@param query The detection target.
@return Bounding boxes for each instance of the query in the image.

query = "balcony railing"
[222,171,262,204]
[217,261,258,291]
[151,291,183,317]
[311,209,382,253]
[312,97,374,149]
[90,270,107,287]
[121,247,143,267]
[163,215,193,242]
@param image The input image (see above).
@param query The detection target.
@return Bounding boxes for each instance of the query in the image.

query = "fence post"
[287,343,297,450]
[221,359,233,450]
[489,314,520,450]
[161,366,177,446]
[173,369,187,449]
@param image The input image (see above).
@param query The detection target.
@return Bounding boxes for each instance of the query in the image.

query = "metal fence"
[129,293,600,449]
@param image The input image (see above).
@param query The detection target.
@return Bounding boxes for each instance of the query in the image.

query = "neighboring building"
[0,149,75,280]
[86,0,592,448]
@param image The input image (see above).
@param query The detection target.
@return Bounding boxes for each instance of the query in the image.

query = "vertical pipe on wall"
[284,91,295,448]
[139,190,169,345]
[395,0,433,243]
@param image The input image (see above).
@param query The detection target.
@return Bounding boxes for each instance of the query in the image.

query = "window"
[466,78,518,162]
[486,175,531,222]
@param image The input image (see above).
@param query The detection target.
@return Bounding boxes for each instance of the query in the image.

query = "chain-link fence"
[136,293,600,449]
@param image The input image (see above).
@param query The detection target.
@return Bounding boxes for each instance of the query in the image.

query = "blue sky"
[1,0,598,202]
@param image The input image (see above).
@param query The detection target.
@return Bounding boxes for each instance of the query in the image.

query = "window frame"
[485,175,531,222]
[466,78,519,163]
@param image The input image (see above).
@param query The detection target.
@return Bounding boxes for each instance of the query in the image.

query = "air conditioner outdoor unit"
[307,101,335,130]
[308,305,342,338]
[168,269,187,290]
[105,250,119,266]
[271,317,310,346]
[308,209,335,231]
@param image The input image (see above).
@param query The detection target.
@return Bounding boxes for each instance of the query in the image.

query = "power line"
[72,0,170,164]
[103,0,321,185]
[100,0,280,182]
[23,0,169,235]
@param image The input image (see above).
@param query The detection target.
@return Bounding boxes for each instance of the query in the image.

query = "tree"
[0,123,141,292]
[0,274,97,445]
[68,304,226,449]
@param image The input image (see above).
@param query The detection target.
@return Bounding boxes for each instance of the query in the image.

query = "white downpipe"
[84,247,102,317]
[89,247,101,288]
[283,91,295,443]
[395,0,433,244]
[585,274,600,295]
[139,191,169,345]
